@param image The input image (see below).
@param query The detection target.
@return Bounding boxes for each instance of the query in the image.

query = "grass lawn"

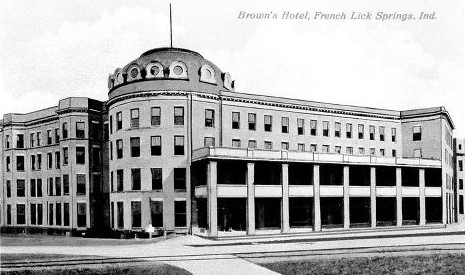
[260,253,465,275]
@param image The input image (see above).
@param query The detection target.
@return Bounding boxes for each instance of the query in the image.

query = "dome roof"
[108,47,234,99]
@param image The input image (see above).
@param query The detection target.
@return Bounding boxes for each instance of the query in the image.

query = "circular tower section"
[107,48,231,234]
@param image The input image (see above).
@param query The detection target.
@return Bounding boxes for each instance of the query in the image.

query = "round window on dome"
[130,68,139,79]
[204,69,212,79]
[173,65,183,75]
[150,66,160,76]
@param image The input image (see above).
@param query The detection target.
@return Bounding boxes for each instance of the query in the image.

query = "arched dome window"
[114,69,124,85]
[146,62,164,78]
[168,61,188,79]
[108,74,115,89]
[222,72,234,91]
[199,64,216,84]
[127,64,142,81]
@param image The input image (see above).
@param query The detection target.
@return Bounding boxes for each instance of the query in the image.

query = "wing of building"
[1,47,463,237]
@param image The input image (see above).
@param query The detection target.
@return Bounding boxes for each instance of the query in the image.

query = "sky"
[0,0,464,136]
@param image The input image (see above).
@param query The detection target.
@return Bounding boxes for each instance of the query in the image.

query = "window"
[63,175,69,195]
[359,147,365,155]
[392,149,397,157]
[6,156,10,172]
[459,160,463,171]
[335,122,341,137]
[248,140,257,149]
[47,153,52,169]
[36,132,41,146]
[117,170,124,191]
[110,141,113,160]
[264,141,273,150]
[380,149,385,156]
[55,177,61,196]
[281,142,289,150]
[37,154,42,169]
[369,125,375,140]
[16,155,24,171]
[459,179,463,189]
[77,203,86,227]
[48,178,54,196]
[205,109,215,127]
[116,111,123,130]
[150,200,163,227]
[358,124,364,139]
[282,117,289,133]
[77,174,86,195]
[264,115,272,132]
[310,120,317,136]
[37,179,42,197]
[30,203,36,225]
[323,121,329,137]
[298,143,305,151]
[55,151,60,168]
[413,126,422,141]
[414,149,422,158]
[131,201,141,228]
[151,107,161,126]
[16,134,24,148]
[62,123,68,139]
[116,201,124,229]
[322,145,330,153]
[346,123,352,138]
[7,204,11,225]
[64,203,69,226]
[151,136,161,155]
[76,146,85,164]
[30,133,35,147]
[391,128,397,142]
[110,171,114,192]
[110,115,113,134]
[232,112,240,129]
[6,135,10,149]
[346,147,353,155]
[76,122,85,138]
[204,137,215,147]
[174,136,184,155]
[47,130,52,145]
[175,201,187,227]
[232,139,241,148]
[31,155,36,170]
[130,109,139,128]
[56,203,62,226]
[63,148,68,165]
[17,204,25,224]
[132,168,141,190]
[49,203,54,225]
[248,113,256,130]
[310,144,317,152]
[379,126,385,141]
[174,168,186,191]
[174,107,184,125]
[116,139,123,158]
[30,179,36,197]
[335,146,341,154]
[130,137,140,157]
[297,119,305,135]
[151,168,163,190]
[370,148,376,156]
[17,180,25,197]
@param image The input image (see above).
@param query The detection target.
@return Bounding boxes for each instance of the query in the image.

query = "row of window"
[111,200,186,229]
[5,202,86,227]
[5,174,85,198]
[110,107,183,133]
[110,168,186,192]
[110,136,183,159]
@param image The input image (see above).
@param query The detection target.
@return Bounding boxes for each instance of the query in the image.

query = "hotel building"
[0,47,461,237]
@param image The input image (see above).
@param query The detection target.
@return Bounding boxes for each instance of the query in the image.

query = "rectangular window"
[64,203,69,226]
[16,155,24,171]
[335,146,341,154]
[205,109,215,127]
[39,204,45,225]
[310,120,317,136]
[298,143,305,152]
[151,168,162,190]
[76,122,85,138]
[459,160,463,171]
[414,148,422,158]
[369,125,375,140]
[323,121,329,137]
[6,135,10,149]
[110,171,114,192]
[77,174,86,195]
[7,204,11,225]
[174,107,184,126]
[132,168,141,190]
[55,177,61,196]
[346,147,353,155]
[370,148,376,156]
[17,179,25,197]
[48,177,54,196]
[174,168,186,191]
[248,140,257,149]
[116,111,123,130]
[232,112,240,129]
[335,122,341,138]
[131,201,141,228]
[380,149,386,156]
[77,203,86,227]
[281,117,289,133]
[232,139,241,148]
[297,118,305,135]
[37,154,42,169]
[358,124,364,139]
[30,203,36,225]
[391,128,397,142]
[310,144,317,152]
[48,203,54,225]
[17,204,26,224]
[30,133,35,147]
[130,137,140,157]
[62,123,68,139]
[6,180,11,197]
[76,146,85,164]
[110,141,113,160]
[55,151,60,169]
[55,128,60,143]
[151,107,161,126]
[63,175,69,195]
[264,141,273,150]
[379,126,385,141]
[413,126,422,141]
[346,123,352,138]
[248,113,256,131]
[359,147,365,155]
[264,115,272,132]
[31,155,36,170]
[110,115,113,134]
[117,202,124,229]
[174,136,185,155]
[175,201,187,227]
[6,156,10,172]
[117,169,124,191]
[322,145,330,153]
[63,148,68,165]
[116,139,123,159]
[47,152,53,169]
[36,132,41,146]
[130,109,140,128]
[392,149,397,157]
[204,137,215,147]
[150,200,163,227]
[47,130,52,145]
[30,179,36,197]
[16,134,24,148]
[37,179,42,197]
[281,142,289,151]
[151,136,161,155]
[56,203,62,226]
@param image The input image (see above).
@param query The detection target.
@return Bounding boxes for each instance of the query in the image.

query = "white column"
[247,163,255,235]
[343,166,350,229]
[370,167,377,228]
[282,164,290,233]
[396,168,402,227]
[313,165,321,231]
[419,169,426,226]
[207,161,218,237]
